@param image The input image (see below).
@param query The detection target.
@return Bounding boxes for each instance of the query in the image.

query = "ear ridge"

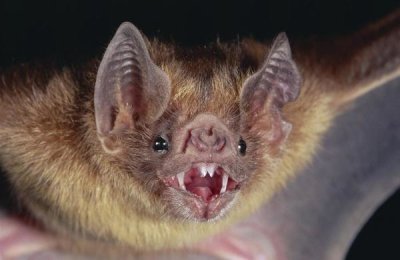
[266,33,301,105]
[95,22,170,138]
[250,33,301,108]
[240,32,301,147]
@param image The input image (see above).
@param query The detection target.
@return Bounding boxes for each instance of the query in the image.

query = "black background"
[0,0,399,259]
[1,0,399,65]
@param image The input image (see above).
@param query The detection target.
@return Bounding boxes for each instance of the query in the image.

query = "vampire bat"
[0,8,399,259]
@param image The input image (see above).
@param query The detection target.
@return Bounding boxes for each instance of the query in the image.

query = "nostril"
[189,127,226,152]
[191,136,207,151]
[199,129,217,146]
[213,136,226,151]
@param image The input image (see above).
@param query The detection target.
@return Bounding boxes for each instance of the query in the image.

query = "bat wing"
[329,9,400,107]
[251,77,400,259]
[249,12,400,259]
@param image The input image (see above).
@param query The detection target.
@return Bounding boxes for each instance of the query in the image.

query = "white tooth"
[220,174,228,194]
[200,166,207,177]
[206,164,215,177]
[177,172,186,190]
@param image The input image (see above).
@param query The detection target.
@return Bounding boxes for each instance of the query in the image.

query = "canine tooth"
[220,174,228,193]
[206,164,215,177]
[200,166,207,177]
[177,172,186,190]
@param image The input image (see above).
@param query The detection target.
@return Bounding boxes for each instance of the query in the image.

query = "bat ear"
[94,22,171,153]
[240,33,302,149]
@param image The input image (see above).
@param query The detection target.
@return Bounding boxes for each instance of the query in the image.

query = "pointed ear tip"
[116,21,140,34]
[119,21,135,28]
[277,32,289,41]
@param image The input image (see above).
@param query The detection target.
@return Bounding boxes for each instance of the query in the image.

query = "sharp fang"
[177,172,186,190]
[200,166,207,177]
[206,164,215,177]
[220,174,228,194]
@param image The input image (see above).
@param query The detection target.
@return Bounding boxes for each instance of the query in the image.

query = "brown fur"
[0,10,399,254]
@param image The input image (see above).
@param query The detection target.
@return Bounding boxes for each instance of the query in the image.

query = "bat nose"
[190,127,226,152]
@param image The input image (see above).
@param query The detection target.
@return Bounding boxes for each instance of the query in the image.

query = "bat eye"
[238,138,246,155]
[153,136,169,153]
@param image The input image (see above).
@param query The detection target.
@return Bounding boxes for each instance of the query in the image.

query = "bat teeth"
[220,173,228,194]
[198,163,216,177]
[177,172,186,190]
[200,165,207,177]
[206,164,216,177]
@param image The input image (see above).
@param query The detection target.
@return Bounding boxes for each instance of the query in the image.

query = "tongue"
[189,187,213,202]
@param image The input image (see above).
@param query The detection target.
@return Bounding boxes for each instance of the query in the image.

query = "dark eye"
[238,138,246,155]
[153,136,169,153]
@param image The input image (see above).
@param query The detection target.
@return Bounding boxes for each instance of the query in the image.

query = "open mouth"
[163,163,239,202]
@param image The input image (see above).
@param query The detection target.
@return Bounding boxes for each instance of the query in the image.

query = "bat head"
[94,22,301,221]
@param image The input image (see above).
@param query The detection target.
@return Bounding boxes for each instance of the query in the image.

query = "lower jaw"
[182,191,239,221]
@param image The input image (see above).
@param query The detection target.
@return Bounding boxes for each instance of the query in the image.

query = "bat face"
[94,23,301,222]
[1,9,399,256]
[103,53,262,222]
[153,113,246,220]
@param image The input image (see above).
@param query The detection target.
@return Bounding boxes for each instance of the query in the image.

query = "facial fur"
[0,27,299,250]
[1,12,398,252]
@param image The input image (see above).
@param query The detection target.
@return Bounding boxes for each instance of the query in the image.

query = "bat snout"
[177,113,236,161]
[190,127,226,152]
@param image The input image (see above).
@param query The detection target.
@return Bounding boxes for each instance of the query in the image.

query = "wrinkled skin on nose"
[178,114,237,162]
[190,127,226,152]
